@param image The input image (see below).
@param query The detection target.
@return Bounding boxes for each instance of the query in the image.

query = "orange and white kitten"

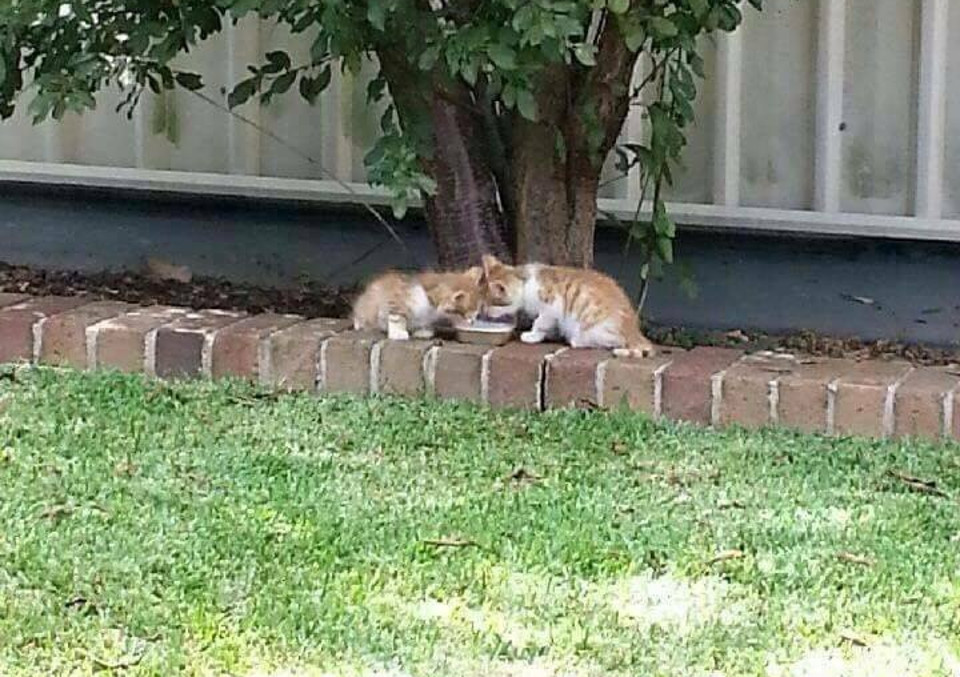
[479,255,655,357]
[352,267,483,340]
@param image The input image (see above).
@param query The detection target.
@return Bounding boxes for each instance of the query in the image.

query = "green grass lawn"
[1,367,959,676]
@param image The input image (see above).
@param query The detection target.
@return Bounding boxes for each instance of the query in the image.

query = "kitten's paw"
[520,331,545,344]
[411,329,435,339]
[388,329,411,341]
[612,342,655,358]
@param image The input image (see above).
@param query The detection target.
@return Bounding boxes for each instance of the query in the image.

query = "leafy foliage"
[0,0,760,282]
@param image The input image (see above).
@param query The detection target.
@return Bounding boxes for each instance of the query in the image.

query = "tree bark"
[377,49,510,270]
[510,115,600,268]
[421,95,512,269]
[508,15,640,268]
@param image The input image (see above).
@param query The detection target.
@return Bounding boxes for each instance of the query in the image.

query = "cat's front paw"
[520,331,545,344]
[388,328,411,340]
[411,329,435,339]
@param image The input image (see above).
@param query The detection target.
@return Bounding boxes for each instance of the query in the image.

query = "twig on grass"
[836,552,874,567]
[705,549,744,566]
[422,537,478,548]
[886,470,949,498]
[85,651,145,671]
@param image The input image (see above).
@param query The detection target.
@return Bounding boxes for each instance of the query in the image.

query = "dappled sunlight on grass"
[766,638,960,677]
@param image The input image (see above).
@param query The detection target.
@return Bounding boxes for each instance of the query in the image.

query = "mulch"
[2,260,958,366]
[0,261,355,320]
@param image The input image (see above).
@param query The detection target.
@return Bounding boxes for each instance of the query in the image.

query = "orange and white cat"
[352,267,483,340]
[479,255,655,357]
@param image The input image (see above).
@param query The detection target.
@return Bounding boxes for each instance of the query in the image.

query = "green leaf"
[367,0,388,30]
[316,64,332,90]
[649,17,678,39]
[461,59,479,85]
[264,50,291,74]
[380,104,396,133]
[228,78,258,108]
[501,84,516,109]
[392,196,409,219]
[656,235,674,263]
[367,76,387,103]
[718,5,743,31]
[622,22,646,52]
[270,71,296,97]
[689,0,708,18]
[573,44,597,67]
[748,0,763,10]
[607,0,629,15]
[688,52,706,78]
[653,209,675,238]
[488,44,517,70]
[516,89,538,121]
[418,46,440,71]
[298,75,318,104]
[174,72,203,91]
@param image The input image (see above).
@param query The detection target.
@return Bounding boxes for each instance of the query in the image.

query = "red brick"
[833,360,912,438]
[893,368,960,440]
[210,313,302,380]
[154,310,245,379]
[264,318,350,391]
[0,293,29,309]
[776,357,846,433]
[91,306,189,373]
[544,349,610,409]
[320,330,382,395]
[717,353,797,428]
[660,347,743,425]
[598,352,675,414]
[486,342,565,410]
[0,296,90,364]
[376,339,437,396]
[952,384,960,440]
[432,343,493,403]
[38,301,133,368]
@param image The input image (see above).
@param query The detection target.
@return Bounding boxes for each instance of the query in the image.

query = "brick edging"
[1,295,958,442]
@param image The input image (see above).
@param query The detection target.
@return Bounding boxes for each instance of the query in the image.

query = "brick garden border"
[2,293,958,442]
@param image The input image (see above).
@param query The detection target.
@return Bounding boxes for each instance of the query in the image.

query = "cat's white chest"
[406,283,435,326]
[558,315,582,340]
[522,267,545,314]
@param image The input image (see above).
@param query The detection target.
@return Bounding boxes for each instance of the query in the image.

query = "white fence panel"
[943,0,960,219]
[1,2,959,240]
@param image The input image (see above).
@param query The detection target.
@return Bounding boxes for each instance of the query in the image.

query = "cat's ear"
[451,290,466,304]
[481,254,500,277]
[465,266,484,285]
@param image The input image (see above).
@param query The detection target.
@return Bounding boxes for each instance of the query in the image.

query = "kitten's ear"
[466,266,484,285]
[481,254,500,276]
[451,290,466,303]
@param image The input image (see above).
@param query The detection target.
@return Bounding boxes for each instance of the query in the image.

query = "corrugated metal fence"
[1,0,959,241]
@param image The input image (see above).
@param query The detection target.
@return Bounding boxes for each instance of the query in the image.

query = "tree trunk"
[377,49,511,270]
[511,115,601,268]
[508,15,639,269]
[378,12,638,270]
[422,95,512,269]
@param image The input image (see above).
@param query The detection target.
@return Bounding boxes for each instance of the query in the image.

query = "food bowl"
[453,319,516,346]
